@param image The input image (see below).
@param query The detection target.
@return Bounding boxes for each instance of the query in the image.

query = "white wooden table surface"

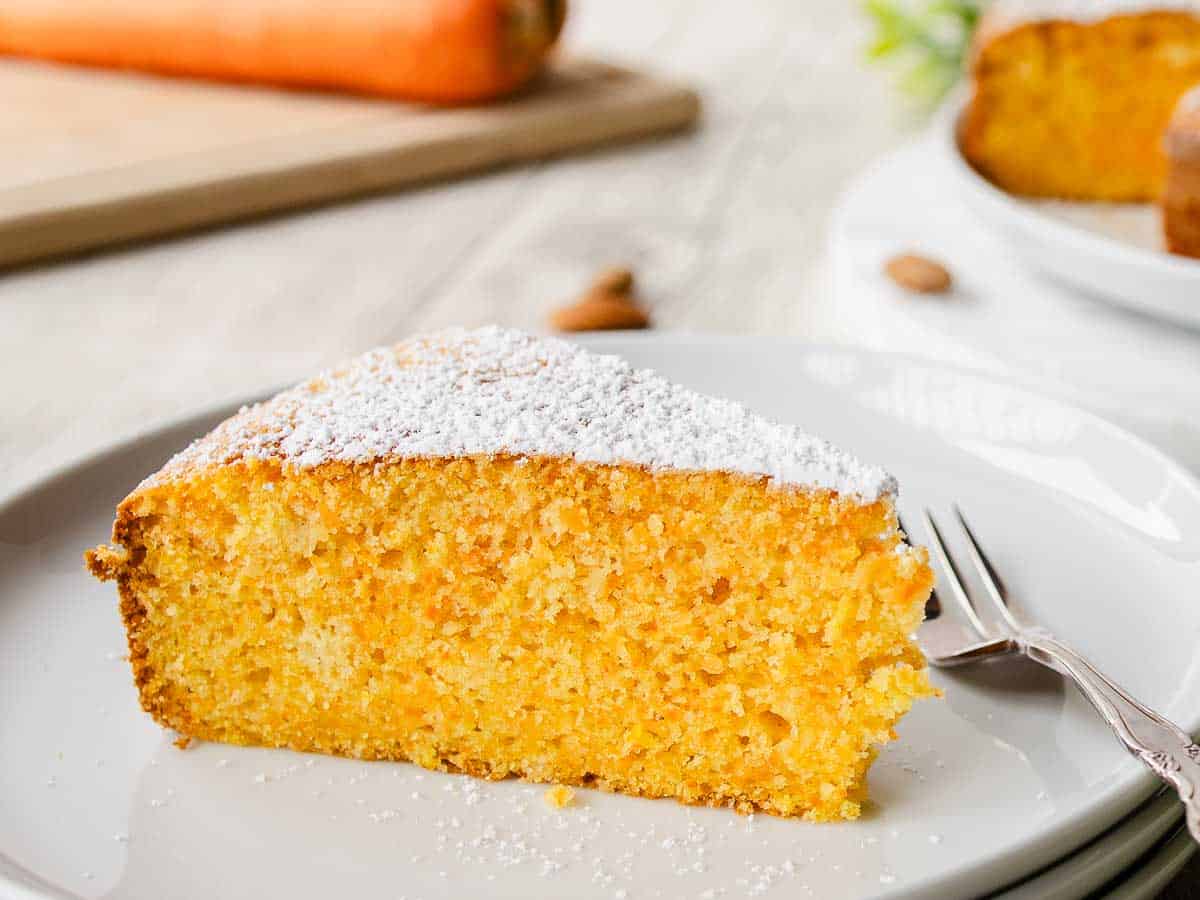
[0,1,1195,895]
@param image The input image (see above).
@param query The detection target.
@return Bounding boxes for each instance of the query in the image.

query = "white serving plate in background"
[942,100,1200,330]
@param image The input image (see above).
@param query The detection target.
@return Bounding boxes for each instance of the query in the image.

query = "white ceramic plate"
[942,99,1200,330]
[3,336,1200,900]
[992,790,1181,900]
[827,129,1200,477]
[1102,824,1197,900]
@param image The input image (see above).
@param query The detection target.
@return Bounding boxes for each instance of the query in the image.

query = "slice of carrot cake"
[86,327,933,822]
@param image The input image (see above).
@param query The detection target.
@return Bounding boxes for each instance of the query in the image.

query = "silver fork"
[903,505,1200,845]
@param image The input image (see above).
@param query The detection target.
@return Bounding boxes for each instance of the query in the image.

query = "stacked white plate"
[3,333,1199,899]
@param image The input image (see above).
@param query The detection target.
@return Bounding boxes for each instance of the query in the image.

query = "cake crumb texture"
[91,454,931,822]
[544,785,576,809]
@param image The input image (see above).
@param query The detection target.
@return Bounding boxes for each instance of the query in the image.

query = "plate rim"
[3,333,1199,900]
[992,789,1181,900]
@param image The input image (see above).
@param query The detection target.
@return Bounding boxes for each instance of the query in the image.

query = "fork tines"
[917,505,1024,641]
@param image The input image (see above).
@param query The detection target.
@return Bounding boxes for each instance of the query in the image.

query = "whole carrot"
[0,0,567,104]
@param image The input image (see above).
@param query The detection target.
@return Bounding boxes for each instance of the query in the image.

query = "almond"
[551,293,650,332]
[551,265,651,332]
[884,253,953,294]
[590,266,635,296]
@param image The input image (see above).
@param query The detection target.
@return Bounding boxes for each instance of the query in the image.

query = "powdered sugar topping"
[155,327,895,501]
[986,0,1200,29]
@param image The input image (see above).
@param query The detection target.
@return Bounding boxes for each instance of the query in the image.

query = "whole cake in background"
[86,327,934,822]
[958,0,1200,258]
[960,0,1200,202]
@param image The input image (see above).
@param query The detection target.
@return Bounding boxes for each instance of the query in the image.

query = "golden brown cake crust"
[1163,86,1200,255]
[1166,84,1200,158]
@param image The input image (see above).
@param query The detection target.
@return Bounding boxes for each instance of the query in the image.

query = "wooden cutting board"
[0,57,699,270]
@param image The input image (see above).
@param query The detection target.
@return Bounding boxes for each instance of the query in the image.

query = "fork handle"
[1021,633,1200,845]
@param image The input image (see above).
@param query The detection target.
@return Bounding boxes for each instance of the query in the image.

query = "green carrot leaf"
[862,0,984,109]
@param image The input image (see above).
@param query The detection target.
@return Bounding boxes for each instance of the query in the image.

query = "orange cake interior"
[87,327,933,822]
[960,6,1200,201]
